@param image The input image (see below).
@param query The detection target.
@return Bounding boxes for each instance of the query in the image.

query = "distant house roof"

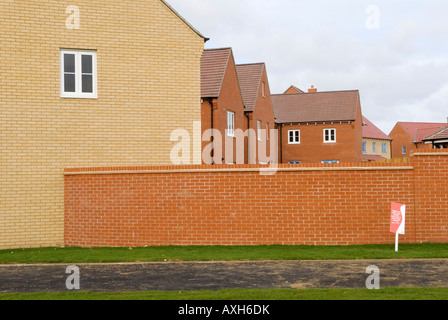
[284,85,305,94]
[396,122,447,143]
[236,63,265,112]
[423,125,448,142]
[200,48,232,98]
[362,117,392,141]
[160,0,208,41]
[271,90,360,124]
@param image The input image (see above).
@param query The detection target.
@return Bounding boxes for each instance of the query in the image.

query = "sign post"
[390,203,406,252]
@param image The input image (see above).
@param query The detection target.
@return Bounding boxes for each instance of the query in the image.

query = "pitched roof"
[200,48,232,98]
[362,117,392,141]
[271,90,360,124]
[160,0,208,41]
[236,63,265,112]
[423,125,448,141]
[284,85,305,94]
[396,122,447,143]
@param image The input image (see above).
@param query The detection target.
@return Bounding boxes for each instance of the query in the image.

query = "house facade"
[272,88,364,164]
[236,63,276,164]
[200,48,247,165]
[362,117,392,161]
[389,122,448,158]
[0,0,206,249]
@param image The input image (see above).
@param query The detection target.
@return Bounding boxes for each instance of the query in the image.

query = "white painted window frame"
[288,130,300,144]
[60,49,97,99]
[324,128,336,143]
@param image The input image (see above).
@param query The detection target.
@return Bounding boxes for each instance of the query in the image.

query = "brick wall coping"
[413,152,448,156]
[64,165,414,176]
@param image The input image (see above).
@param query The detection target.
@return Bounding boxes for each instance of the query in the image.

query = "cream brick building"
[362,117,392,161]
[0,0,206,249]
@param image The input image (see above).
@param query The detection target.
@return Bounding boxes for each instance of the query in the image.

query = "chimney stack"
[308,85,317,93]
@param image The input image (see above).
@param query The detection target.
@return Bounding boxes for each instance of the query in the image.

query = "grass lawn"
[1,243,448,264]
[1,244,447,301]
[1,288,448,300]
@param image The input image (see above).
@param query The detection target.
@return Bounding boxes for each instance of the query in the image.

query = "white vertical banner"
[390,203,406,252]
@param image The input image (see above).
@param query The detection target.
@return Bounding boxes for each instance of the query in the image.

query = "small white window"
[324,129,336,143]
[257,120,262,141]
[289,130,300,144]
[61,49,97,98]
[227,111,235,137]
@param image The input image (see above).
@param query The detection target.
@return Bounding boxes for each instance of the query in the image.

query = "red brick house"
[272,88,364,164]
[389,122,448,158]
[236,63,276,164]
[201,48,247,164]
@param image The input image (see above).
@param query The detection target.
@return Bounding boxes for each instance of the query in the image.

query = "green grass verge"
[1,243,448,264]
[1,288,448,300]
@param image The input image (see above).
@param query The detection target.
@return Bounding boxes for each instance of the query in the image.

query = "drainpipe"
[279,124,283,164]
[209,98,215,165]
[246,112,251,164]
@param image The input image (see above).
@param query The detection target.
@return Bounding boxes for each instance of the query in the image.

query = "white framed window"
[324,129,336,143]
[227,111,235,137]
[61,49,97,98]
[257,120,262,141]
[288,130,300,144]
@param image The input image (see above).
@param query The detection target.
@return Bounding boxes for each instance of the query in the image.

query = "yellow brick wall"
[0,0,204,249]
[363,139,392,159]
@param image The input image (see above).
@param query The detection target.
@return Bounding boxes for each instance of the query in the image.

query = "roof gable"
[236,63,265,112]
[160,0,208,41]
[284,85,305,94]
[200,48,232,98]
[272,90,360,124]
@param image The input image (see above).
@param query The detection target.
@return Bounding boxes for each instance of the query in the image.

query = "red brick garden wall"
[64,151,448,247]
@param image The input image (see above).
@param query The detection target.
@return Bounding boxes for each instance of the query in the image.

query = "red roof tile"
[200,48,232,98]
[397,122,447,143]
[236,63,265,112]
[423,125,448,141]
[272,90,360,124]
[363,117,392,140]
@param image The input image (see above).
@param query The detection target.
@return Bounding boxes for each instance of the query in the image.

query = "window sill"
[61,95,98,99]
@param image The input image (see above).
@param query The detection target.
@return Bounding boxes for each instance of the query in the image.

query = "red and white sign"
[390,203,406,235]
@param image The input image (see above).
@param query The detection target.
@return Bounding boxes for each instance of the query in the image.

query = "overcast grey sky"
[167,0,448,134]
